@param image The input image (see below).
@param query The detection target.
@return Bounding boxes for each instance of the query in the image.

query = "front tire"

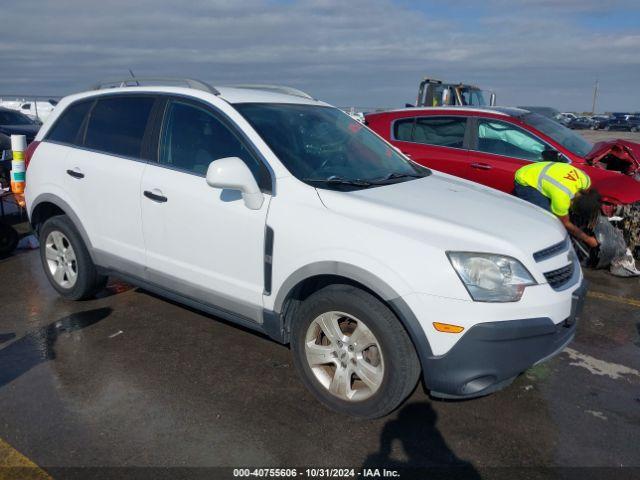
[39,215,106,300]
[290,285,420,418]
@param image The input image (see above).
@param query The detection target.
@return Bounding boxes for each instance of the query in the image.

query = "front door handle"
[66,169,84,179]
[144,190,168,203]
[470,162,492,170]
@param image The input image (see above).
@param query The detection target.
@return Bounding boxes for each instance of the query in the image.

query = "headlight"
[447,252,536,302]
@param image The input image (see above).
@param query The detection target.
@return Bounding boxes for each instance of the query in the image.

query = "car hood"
[584,139,640,176]
[317,173,566,256]
[0,124,40,138]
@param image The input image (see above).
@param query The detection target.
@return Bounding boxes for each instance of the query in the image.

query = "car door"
[64,95,157,272]
[389,115,471,177]
[140,97,272,323]
[467,117,549,193]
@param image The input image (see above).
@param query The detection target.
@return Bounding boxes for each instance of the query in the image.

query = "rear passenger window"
[159,100,270,189]
[412,117,466,148]
[85,96,154,158]
[47,101,92,145]
[393,118,415,141]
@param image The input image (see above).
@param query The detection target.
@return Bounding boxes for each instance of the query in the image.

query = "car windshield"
[0,109,35,126]
[236,103,428,189]
[459,88,486,106]
[521,112,593,157]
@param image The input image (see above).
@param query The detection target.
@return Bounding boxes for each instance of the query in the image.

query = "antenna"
[128,69,139,86]
[591,79,599,114]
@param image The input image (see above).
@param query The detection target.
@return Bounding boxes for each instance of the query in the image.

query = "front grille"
[533,237,569,262]
[544,262,574,290]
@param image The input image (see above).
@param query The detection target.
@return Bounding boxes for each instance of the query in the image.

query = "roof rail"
[91,77,220,95]
[229,84,314,100]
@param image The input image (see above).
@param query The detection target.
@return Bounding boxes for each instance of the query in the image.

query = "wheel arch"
[273,262,434,365]
[29,193,96,262]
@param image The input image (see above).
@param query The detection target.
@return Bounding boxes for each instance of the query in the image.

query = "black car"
[602,114,640,132]
[0,107,41,159]
[590,115,610,130]
[567,116,593,129]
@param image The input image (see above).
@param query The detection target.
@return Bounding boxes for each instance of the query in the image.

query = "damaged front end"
[585,140,640,179]
[619,202,640,259]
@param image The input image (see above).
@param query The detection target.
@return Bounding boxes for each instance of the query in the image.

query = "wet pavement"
[0,249,639,478]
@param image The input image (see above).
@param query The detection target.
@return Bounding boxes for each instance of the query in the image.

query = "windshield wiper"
[368,172,425,184]
[302,176,373,187]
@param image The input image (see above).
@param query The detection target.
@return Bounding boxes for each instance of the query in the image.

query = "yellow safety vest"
[515,162,591,217]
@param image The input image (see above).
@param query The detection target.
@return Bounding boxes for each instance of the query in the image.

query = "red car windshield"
[521,112,593,158]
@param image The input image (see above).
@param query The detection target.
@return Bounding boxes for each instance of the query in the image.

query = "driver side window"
[159,100,270,189]
[476,119,546,161]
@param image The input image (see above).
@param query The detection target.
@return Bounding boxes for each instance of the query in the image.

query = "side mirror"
[489,92,497,106]
[541,148,564,163]
[206,157,264,210]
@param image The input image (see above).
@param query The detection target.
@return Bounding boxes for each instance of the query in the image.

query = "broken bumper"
[424,280,587,399]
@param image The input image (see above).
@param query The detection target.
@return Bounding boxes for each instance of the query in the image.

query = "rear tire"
[290,284,420,418]
[39,215,106,300]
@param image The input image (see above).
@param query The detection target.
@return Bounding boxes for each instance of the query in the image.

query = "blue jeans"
[514,182,551,213]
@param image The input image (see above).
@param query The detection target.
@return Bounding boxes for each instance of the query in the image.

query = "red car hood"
[584,139,640,176]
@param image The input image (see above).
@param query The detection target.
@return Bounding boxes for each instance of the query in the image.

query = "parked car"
[590,115,611,130]
[517,106,561,121]
[26,79,584,418]
[4,99,58,122]
[601,115,640,132]
[365,106,640,255]
[567,116,593,130]
[0,107,41,158]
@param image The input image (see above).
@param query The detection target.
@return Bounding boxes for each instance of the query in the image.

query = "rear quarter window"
[414,117,466,147]
[85,96,155,158]
[46,100,93,145]
[395,116,467,148]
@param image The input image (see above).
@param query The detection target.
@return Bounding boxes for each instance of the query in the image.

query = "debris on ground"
[594,216,640,277]
[620,202,640,257]
[15,234,38,250]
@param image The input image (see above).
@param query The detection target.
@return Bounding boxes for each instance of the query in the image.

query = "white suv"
[25,78,585,418]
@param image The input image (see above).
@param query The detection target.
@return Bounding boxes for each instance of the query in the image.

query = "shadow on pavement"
[0,307,112,388]
[363,402,480,479]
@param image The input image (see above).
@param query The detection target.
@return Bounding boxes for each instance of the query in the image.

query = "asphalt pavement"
[0,248,638,479]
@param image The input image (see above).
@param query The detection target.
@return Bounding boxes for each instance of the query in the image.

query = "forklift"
[416,78,496,108]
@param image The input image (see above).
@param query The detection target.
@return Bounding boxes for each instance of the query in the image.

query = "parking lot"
[0,130,639,478]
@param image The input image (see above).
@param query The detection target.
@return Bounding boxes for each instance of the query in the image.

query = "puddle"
[0,307,112,388]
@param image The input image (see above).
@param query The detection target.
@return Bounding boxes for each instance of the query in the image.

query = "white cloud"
[0,0,638,111]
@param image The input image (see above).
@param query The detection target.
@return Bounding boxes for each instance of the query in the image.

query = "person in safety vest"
[514,161,601,248]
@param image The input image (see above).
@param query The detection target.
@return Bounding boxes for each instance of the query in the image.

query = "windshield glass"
[0,109,35,125]
[236,103,427,189]
[521,112,593,157]
[459,88,486,106]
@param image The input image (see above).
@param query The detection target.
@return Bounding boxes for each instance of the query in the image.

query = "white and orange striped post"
[10,135,27,206]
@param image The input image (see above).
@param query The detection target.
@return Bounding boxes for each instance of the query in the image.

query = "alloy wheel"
[304,311,384,401]
[45,230,78,288]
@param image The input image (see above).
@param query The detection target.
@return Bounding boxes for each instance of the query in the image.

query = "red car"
[366,106,640,253]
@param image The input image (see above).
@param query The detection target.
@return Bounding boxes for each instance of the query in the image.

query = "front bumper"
[423,280,587,399]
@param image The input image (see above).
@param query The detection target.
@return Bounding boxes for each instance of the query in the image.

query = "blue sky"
[0,0,638,112]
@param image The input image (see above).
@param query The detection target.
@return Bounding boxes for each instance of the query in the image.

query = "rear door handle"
[144,189,168,203]
[470,162,492,170]
[66,168,84,179]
